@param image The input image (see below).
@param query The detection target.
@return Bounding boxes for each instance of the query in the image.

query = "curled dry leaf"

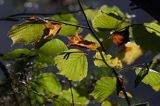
[122,42,143,64]
[44,22,61,40]
[67,33,97,51]
[111,27,129,46]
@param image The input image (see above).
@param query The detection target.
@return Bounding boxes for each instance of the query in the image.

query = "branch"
[77,0,131,105]
[69,80,74,106]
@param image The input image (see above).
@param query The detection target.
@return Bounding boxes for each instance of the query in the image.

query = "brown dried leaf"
[67,33,97,51]
[44,22,61,40]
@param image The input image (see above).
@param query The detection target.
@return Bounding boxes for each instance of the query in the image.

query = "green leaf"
[94,52,122,69]
[135,68,160,92]
[3,48,32,60]
[35,39,68,65]
[8,21,45,44]
[38,39,67,56]
[101,100,112,106]
[34,72,62,95]
[51,14,79,36]
[84,9,96,20]
[91,77,116,102]
[131,102,150,106]
[132,22,160,52]
[92,13,121,29]
[54,49,88,81]
[51,89,89,106]
[135,67,149,87]
[98,5,125,19]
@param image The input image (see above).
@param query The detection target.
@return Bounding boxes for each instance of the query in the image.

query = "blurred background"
[0,0,159,106]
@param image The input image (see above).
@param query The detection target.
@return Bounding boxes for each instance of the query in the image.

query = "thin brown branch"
[77,0,131,105]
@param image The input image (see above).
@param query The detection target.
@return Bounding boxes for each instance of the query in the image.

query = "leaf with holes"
[54,49,88,81]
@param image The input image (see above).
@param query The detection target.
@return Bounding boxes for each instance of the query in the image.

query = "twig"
[0,61,20,106]
[69,80,74,106]
[77,0,131,105]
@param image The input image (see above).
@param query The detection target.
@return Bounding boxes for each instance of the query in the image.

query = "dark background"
[0,0,159,106]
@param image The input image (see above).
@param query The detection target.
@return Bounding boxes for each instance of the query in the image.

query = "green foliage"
[133,21,160,52]
[135,68,160,92]
[91,77,116,102]
[94,52,123,69]
[51,14,80,36]
[1,3,160,106]
[8,21,45,44]
[54,49,88,81]
[3,48,32,60]
[51,89,89,106]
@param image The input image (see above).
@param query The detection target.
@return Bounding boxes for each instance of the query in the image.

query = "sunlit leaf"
[131,102,150,106]
[51,14,79,36]
[101,100,112,106]
[8,21,45,44]
[94,52,122,69]
[67,33,97,51]
[35,39,67,65]
[135,68,160,92]
[33,72,62,95]
[54,49,88,81]
[43,22,61,39]
[85,9,96,20]
[91,77,116,102]
[3,48,32,60]
[132,21,160,52]
[92,13,121,29]
[122,42,143,65]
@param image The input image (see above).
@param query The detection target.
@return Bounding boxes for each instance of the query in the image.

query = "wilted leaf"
[94,52,122,69]
[8,21,45,44]
[3,48,32,60]
[122,42,143,65]
[67,33,97,51]
[135,68,160,92]
[43,22,61,39]
[91,77,116,102]
[54,49,88,81]
[111,27,129,46]
[132,21,160,52]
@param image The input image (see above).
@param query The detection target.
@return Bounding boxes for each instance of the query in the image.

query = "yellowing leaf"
[67,33,97,51]
[94,52,122,69]
[122,42,143,64]
[43,22,61,39]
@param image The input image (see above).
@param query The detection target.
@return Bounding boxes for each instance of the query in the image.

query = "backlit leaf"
[34,72,62,95]
[54,49,88,81]
[118,91,133,99]
[94,52,122,69]
[136,68,160,92]
[91,77,116,102]
[8,21,45,44]
[3,48,32,60]
[51,14,79,36]
[101,100,112,106]
[35,39,67,65]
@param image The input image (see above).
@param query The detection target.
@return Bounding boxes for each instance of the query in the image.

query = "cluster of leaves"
[0,4,160,106]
